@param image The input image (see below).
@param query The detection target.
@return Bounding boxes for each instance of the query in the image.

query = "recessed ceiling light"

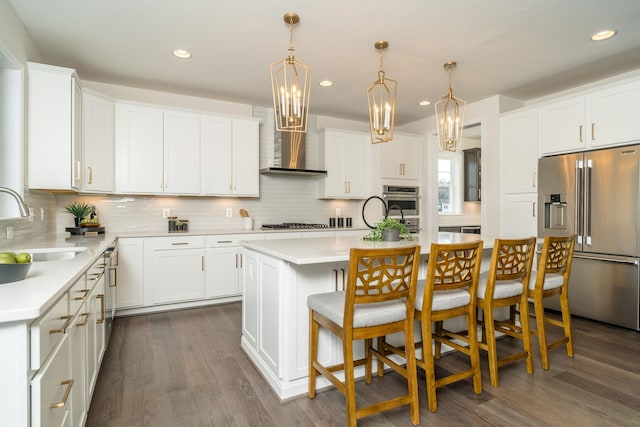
[172,49,192,59]
[319,80,333,87]
[418,100,431,106]
[591,29,617,41]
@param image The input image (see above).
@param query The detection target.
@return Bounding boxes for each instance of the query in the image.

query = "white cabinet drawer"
[31,333,73,427]
[148,235,205,250]
[31,293,70,370]
[69,275,90,315]
[207,234,264,247]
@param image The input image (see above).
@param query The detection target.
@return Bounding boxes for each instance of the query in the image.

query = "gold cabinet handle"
[333,269,338,291]
[49,315,73,334]
[73,288,90,301]
[74,160,81,181]
[171,242,189,246]
[50,379,74,409]
[340,268,346,291]
[579,125,583,143]
[96,294,105,324]
[532,172,536,188]
[591,122,595,141]
[532,202,536,217]
[109,267,118,287]
[76,312,90,327]
[87,166,93,184]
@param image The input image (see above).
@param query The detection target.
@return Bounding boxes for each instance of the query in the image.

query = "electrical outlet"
[162,208,170,219]
[40,207,45,221]
[28,207,34,222]
[226,208,233,218]
[6,226,14,240]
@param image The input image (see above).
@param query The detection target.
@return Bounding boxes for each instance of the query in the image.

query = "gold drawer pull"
[171,242,189,246]
[73,289,90,301]
[76,312,90,327]
[97,294,105,324]
[49,315,72,334]
[49,379,74,409]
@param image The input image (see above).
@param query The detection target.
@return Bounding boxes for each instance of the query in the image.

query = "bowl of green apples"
[0,251,32,284]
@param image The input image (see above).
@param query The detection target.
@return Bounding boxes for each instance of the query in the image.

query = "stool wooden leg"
[559,289,574,358]
[467,306,482,395]
[533,297,549,370]
[422,317,438,412]
[376,336,385,377]
[518,298,534,375]
[309,311,318,398]
[404,317,420,425]
[364,338,373,384]
[343,337,357,427]
[434,320,444,359]
[483,305,500,388]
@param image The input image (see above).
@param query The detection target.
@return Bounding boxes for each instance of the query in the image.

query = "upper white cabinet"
[28,62,82,191]
[116,102,201,194]
[317,128,368,199]
[540,79,640,155]
[380,133,420,181]
[82,89,115,193]
[500,108,539,194]
[201,116,259,197]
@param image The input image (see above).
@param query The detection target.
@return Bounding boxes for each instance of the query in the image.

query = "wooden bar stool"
[528,235,576,370]
[307,245,421,426]
[476,237,536,388]
[378,240,484,412]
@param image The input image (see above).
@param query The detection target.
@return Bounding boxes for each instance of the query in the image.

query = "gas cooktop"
[261,223,330,230]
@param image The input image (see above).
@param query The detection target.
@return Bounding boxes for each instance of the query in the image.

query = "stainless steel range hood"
[260,131,327,176]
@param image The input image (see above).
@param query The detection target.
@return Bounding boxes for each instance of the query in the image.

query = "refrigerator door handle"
[576,160,584,245]
[585,159,593,246]
[573,253,639,266]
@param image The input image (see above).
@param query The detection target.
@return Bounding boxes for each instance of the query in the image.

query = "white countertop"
[0,233,118,323]
[241,231,493,265]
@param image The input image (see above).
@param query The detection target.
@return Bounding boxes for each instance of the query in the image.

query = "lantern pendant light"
[435,61,466,151]
[367,41,397,144]
[270,12,312,133]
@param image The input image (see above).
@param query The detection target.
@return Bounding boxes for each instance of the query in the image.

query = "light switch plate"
[226,208,233,217]
[6,226,13,239]
[162,208,170,219]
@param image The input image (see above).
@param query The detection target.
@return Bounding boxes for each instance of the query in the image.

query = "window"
[438,153,461,214]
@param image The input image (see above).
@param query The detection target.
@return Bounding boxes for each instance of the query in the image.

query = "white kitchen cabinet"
[69,300,87,427]
[86,260,106,398]
[146,236,206,305]
[500,108,539,194]
[540,78,640,155]
[201,116,259,197]
[380,132,420,181]
[28,62,82,191]
[31,333,73,427]
[82,89,115,193]
[317,128,369,199]
[501,193,538,237]
[241,249,259,350]
[116,103,200,194]
[206,234,264,299]
[116,238,145,310]
[163,110,201,194]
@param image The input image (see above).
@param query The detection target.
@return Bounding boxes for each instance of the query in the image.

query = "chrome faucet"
[0,187,30,217]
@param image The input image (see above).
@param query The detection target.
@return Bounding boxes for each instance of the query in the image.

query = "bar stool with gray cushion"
[307,245,421,426]
[378,240,484,412]
[527,235,576,370]
[476,237,537,388]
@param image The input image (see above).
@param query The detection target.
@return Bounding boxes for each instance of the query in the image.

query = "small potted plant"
[64,201,93,227]
[363,217,412,241]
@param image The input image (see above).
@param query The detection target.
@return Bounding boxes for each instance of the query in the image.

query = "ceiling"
[9,0,640,126]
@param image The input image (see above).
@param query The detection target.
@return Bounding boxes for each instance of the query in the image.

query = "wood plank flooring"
[86,303,640,426]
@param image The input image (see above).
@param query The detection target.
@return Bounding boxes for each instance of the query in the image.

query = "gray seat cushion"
[415,279,471,312]
[477,271,524,299]
[307,291,409,328]
[528,271,564,291]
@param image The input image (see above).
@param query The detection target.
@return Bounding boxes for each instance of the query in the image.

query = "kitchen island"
[240,231,491,400]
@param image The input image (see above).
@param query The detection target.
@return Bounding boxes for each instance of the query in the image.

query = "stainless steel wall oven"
[382,185,419,216]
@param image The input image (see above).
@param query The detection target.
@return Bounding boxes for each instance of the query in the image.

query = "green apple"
[15,253,31,264]
[0,253,16,264]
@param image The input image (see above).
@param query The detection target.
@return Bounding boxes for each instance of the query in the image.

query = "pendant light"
[269,12,312,133]
[435,61,466,151]
[367,41,397,144]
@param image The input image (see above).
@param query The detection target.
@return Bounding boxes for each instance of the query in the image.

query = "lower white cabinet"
[501,193,538,237]
[69,300,87,427]
[145,236,206,305]
[87,271,106,397]
[206,234,265,299]
[31,333,73,427]
[116,238,145,309]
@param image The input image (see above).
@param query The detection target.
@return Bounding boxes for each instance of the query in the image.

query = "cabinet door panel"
[163,111,201,194]
[591,84,640,147]
[501,110,538,194]
[208,247,240,298]
[201,116,233,194]
[152,249,205,304]
[242,250,259,349]
[232,119,260,196]
[116,238,145,309]
[83,90,114,192]
[501,193,537,237]
[540,96,586,154]
[117,104,164,193]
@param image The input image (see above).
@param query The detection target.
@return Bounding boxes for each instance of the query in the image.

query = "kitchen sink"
[27,247,88,262]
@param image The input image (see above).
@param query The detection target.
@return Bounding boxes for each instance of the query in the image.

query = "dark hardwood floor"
[87,303,640,426]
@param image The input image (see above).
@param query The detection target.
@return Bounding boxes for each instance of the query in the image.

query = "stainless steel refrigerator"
[538,144,640,330]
